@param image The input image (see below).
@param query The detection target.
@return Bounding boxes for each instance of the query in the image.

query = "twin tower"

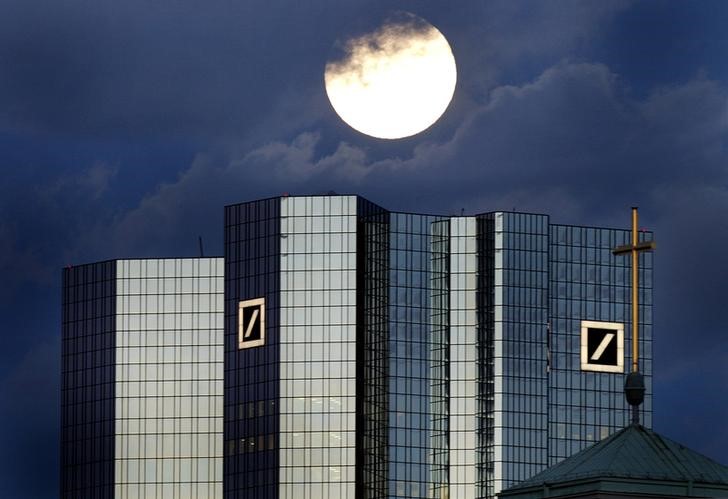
[61,195,653,499]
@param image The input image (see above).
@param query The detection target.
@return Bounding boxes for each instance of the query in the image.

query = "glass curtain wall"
[490,213,549,494]
[358,201,390,499]
[430,219,450,499]
[61,261,117,498]
[114,258,223,499]
[547,225,653,465]
[448,217,479,499]
[62,258,224,499]
[278,196,358,499]
[224,198,281,499]
[476,215,495,499]
[386,213,441,499]
[62,196,655,499]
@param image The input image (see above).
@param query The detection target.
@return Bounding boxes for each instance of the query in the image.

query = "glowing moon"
[324,13,457,140]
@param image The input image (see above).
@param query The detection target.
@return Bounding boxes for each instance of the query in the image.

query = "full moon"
[324,13,457,140]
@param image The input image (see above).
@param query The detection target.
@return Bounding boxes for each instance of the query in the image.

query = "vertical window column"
[448,217,478,499]
[279,196,358,499]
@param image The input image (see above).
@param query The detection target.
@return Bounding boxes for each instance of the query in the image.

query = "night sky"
[2,1,728,497]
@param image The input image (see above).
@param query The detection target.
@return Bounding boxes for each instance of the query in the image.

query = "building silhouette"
[62,195,654,499]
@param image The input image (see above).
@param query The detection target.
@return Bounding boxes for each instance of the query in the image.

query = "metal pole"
[631,207,639,373]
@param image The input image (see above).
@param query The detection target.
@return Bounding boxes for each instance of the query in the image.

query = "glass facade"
[278,196,359,499]
[547,224,653,466]
[358,201,389,499]
[61,258,224,498]
[430,219,450,499]
[387,213,442,499]
[62,261,117,498]
[114,258,224,498]
[64,194,653,499]
[224,197,281,499]
[219,196,652,499]
[448,217,479,499]
[488,213,550,494]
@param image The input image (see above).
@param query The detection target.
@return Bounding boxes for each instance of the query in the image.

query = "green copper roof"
[508,424,728,491]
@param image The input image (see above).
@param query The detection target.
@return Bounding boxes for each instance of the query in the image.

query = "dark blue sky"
[2,1,728,497]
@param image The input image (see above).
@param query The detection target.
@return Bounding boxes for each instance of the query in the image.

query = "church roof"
[501,424,728,497]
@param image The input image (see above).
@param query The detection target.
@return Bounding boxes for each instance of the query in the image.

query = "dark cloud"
[0,0,355,141]
[325,11,439,73]
[162,61,721,224]
[90,60,728,328]
[0,0,632,142]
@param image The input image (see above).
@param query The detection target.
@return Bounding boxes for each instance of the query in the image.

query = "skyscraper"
[222,195,653,499]
[61,258,224,498]
[62,195,653,499]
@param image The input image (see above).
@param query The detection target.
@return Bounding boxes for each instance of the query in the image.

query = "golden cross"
[612,207,655,373]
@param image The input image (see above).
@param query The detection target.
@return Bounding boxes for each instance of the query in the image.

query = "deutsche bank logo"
[580,320,624,373]
[238,298,265,349]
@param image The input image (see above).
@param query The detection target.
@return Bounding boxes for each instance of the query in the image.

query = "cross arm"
[612,241,656,255]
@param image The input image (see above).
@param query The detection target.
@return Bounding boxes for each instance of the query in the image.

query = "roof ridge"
[641,426,694,480]
[519,425,633,487]
[651,428,728,483]
[600,424,635,475]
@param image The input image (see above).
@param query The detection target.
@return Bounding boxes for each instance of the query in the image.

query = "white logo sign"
[580,320,624,373]
[238,298,265,349]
